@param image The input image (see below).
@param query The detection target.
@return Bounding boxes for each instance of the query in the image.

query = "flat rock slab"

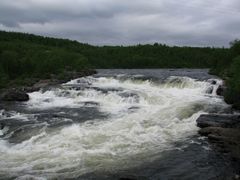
[197,114,240,161]
[197,114,240,128]
[199,127,240,160]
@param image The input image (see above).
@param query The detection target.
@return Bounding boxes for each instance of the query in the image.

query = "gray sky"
[0,0,240,47]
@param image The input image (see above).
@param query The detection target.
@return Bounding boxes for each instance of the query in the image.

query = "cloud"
[0,0,240,46]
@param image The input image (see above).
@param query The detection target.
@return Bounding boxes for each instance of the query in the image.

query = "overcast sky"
[0,0,239,47]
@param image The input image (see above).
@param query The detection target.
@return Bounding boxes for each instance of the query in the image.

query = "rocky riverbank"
[196,83,240,178]
[0,69,97,102]
[197,113,240,163]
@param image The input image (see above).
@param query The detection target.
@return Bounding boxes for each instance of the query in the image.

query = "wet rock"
[65,84,89,91]
[60,69,97,82]
[205,86,214,94]
[76,78,91,85]
[207,79,217,85]
[83,101,99,106]
[118,91,139,98]
[92,87,123,94]
[0,89,29,101]
[32,69,97,91]
[198,127,240,160]
[32,79,60,91]
[0,122,4,130]
[196,114,240,128]
[216,85,227,96]
[0,69,97,96]
[197,114,240,161]
[11,69,97,94]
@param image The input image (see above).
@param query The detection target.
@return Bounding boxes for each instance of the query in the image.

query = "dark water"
[0,69,238,180]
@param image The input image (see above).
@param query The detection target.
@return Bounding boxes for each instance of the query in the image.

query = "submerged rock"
[0,89,29,101]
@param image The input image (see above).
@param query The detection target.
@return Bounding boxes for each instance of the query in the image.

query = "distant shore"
[0,69,97,102]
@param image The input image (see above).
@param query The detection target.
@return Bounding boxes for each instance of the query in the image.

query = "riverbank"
[0,69,97,101]
[197,114,240,158]
[196,81,240,177]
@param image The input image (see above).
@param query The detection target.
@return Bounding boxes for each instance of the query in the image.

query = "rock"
[197,114,240,161]
[32,79,60,91]
[198,127,240,160]
[199,127,239,139]
[207,79,217,85]
[27,80,65,93]
[0,89,29,101]
[216,85,227,96]
[205,86,214,94]
[196,114,240,128]
[59,69,97,82]
[0,69,97,101]
[0,122,4,130]
[23,79,64,93]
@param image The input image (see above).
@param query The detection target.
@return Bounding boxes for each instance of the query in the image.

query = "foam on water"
[0,75,228,179]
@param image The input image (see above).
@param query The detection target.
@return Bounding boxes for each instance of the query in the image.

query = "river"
[0,69,237,179]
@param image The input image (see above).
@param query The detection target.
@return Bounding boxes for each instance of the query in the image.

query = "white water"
[0,76,228,179]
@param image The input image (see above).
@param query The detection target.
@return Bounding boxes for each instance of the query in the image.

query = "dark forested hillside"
[0,31,92,88]
[0,30,230,69]
[0,30,233,89]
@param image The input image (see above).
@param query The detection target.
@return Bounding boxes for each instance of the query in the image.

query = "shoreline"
[196,79,240,175]
[0,69,97,102]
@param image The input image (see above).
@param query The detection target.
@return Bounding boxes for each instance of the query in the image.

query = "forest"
[0,30,239,108]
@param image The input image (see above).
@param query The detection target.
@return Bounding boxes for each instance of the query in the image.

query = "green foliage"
[210,39,240,109]
[0,64,8,88]
[0,30,230,71]
[0,31,91,88]
[81,45,229,69]
[230,39,240,57]
[211,39,240,77]
[224,57,240,109]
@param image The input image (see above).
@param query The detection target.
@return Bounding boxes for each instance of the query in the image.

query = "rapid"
[0,69,235,179]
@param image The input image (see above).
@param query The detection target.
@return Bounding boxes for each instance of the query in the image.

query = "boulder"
[0,89,29,101]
